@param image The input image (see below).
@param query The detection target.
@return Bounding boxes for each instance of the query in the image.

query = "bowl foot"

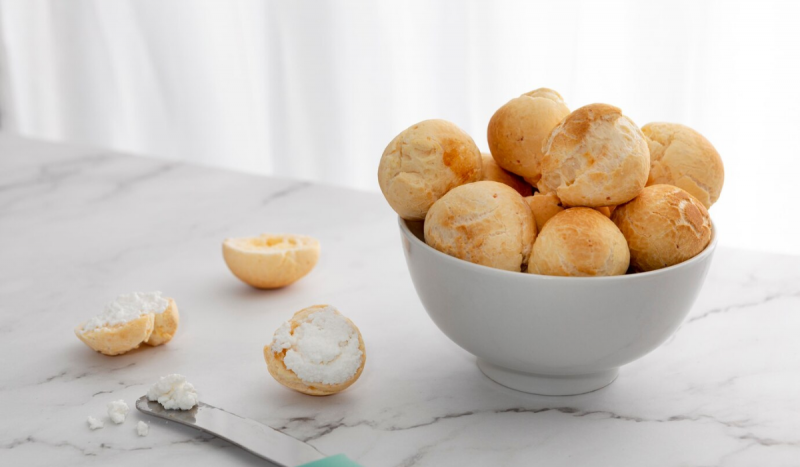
[477,359,619,396]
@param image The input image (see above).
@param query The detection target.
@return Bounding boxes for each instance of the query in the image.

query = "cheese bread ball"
[525,192,614,232]
[481,153,532,196]
[487,88,570,183]
[524,192,564,232]
[595,206,613,218]
[424,181,536,272]
[539,104,650,207]
[612,184,712,272]
[378,119,482,220]
[223,234,320,289]
[265,305,366,396]
[642,122,724,208]
[529,208,630,277]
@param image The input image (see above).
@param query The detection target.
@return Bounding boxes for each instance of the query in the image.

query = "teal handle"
[298,454,363,467]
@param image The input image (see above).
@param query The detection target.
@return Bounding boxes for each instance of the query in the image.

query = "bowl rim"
[399,216,718,282]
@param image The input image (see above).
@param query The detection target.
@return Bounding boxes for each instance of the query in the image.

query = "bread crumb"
[147,374,199,410]
[87,416,104,430]
[137,421,149,437]
[107,400,130,424]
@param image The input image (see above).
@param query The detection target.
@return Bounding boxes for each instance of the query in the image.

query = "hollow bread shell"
[75,313,155,356]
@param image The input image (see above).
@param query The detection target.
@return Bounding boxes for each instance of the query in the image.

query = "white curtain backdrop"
[2,0,800,253]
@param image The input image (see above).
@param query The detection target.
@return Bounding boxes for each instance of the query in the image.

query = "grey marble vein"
[281,405,771,446]
[92,162,181,202]
[687,289,800,323]
[261,181,312,206]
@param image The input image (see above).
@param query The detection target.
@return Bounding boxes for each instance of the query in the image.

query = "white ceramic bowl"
[399,218,717,396]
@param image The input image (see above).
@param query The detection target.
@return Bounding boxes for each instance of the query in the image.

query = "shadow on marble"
[212,279,313,302]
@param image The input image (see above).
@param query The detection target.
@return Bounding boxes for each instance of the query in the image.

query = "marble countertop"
[1,134,799,466]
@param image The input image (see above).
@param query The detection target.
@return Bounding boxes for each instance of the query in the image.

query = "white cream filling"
[82,292,169,333]
[107,399,129,424]
[271,306,362,385]
[87,416,104,430]
[147,374,199,411]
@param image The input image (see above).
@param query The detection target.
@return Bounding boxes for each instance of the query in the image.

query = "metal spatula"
[136,396,361,467]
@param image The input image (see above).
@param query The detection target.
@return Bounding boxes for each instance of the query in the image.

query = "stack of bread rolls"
[378,88,723,276]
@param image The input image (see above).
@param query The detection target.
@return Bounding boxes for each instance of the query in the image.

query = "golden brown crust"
[265,305,366,396]
[595,206,613,218]
[525,192,614,231]
[529,208,630,277]
[642,122,724,208]
[378,120,483,220]
[75,314,155,356]
[145,298,179,346]
[424,181,536,271]
[612,184,712,272]
[487,88,570,182]
[553,103,621,142]
[222,234,320,289]
[539,103,650,207]
[524,192,564,232]
[523,88,566,104]
[481,153,533,196]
